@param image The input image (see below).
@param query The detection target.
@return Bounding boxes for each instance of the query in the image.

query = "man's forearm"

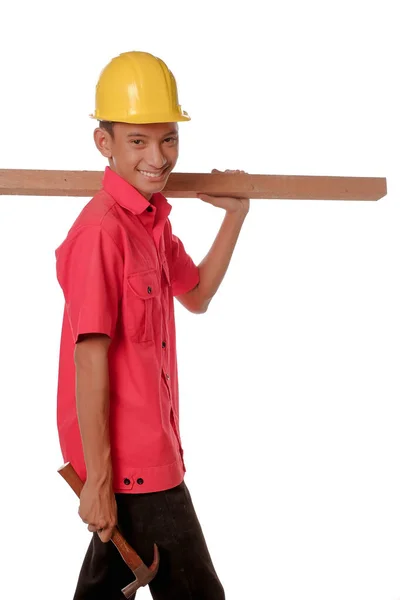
[197,209,247,311]
[75,341,113,484]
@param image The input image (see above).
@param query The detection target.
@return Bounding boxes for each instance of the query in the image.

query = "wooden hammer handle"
[58,462,86,496]
[58,462,143,570]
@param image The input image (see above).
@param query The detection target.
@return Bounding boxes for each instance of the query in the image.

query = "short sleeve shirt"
[55,167,200,493]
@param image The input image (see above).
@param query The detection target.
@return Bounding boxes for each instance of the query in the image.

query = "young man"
[55,51,249,599]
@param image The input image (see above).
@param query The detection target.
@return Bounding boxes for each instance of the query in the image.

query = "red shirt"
[55,167,200,493]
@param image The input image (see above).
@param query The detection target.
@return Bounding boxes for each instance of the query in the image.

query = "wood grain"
[0,169,387,200]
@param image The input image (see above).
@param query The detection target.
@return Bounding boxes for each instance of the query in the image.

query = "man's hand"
[197,169,250,215]
[79,477,117,543]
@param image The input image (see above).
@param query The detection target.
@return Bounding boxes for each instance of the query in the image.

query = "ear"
[93,127,113,158]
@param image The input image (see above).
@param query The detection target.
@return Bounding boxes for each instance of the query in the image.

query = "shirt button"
[165,373,170,380]
[124,478,131,486]
[162,341,166,348]
[146,206,153,212]
[137,478,144,485]
[147,286,152,294]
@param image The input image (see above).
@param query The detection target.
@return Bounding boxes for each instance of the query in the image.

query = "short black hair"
[99,121,115,138]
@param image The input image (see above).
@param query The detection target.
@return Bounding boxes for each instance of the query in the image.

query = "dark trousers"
[73,480,225,599]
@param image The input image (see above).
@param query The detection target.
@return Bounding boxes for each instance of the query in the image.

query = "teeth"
[139,170,164,178]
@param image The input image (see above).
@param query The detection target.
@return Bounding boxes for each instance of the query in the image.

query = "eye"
[164,137,178,144]
[131,139,144,145]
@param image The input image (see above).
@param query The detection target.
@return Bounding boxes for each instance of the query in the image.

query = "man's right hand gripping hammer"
[58,462,160,598]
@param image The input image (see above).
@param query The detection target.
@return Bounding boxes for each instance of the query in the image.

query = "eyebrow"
[127,131,178,138]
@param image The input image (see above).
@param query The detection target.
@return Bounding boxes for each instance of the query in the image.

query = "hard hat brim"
[89,111,191,124]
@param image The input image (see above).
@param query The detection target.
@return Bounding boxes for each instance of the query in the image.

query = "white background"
[1,1,399,599]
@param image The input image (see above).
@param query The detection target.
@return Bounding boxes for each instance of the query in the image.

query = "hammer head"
[121,543,160,599]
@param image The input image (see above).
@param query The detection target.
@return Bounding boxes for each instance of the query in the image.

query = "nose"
[146,144,168,170]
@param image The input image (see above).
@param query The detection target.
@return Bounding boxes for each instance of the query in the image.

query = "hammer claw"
[121,542,160,597]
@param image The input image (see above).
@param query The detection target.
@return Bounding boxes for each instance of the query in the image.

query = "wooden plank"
[0,169,387,200]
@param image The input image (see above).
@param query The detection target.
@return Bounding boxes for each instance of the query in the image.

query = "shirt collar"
[101,166,171,217]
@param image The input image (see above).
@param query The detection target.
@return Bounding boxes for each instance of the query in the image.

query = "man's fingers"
[87,519,109,533]
[98,527,114,543]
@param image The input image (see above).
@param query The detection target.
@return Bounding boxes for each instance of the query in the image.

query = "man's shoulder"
[55,190,122,256]
[72,189,118,228]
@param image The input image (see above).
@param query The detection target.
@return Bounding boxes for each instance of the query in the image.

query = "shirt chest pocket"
[126,268,161,343]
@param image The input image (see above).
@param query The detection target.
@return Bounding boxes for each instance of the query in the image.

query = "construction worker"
[55,51,249,599]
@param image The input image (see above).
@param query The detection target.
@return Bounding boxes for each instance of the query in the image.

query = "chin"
[134,182,166,201]
[155,181,168,193]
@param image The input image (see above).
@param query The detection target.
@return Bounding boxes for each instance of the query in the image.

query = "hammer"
[58,462,160,598]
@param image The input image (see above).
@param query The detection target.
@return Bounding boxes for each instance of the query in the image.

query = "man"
[55,50,249,599]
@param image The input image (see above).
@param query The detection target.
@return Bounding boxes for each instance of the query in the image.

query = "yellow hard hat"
[90,51,190,124]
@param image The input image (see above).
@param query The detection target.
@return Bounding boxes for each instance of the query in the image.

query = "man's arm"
[176,209,248,314]
[74,333,117,543]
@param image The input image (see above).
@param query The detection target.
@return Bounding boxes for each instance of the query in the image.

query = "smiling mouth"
[137,167,169,180]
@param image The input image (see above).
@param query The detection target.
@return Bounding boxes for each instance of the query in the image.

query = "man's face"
[95,122,179,200]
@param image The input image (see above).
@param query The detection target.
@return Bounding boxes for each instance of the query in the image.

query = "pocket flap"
[128,268,161,299]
